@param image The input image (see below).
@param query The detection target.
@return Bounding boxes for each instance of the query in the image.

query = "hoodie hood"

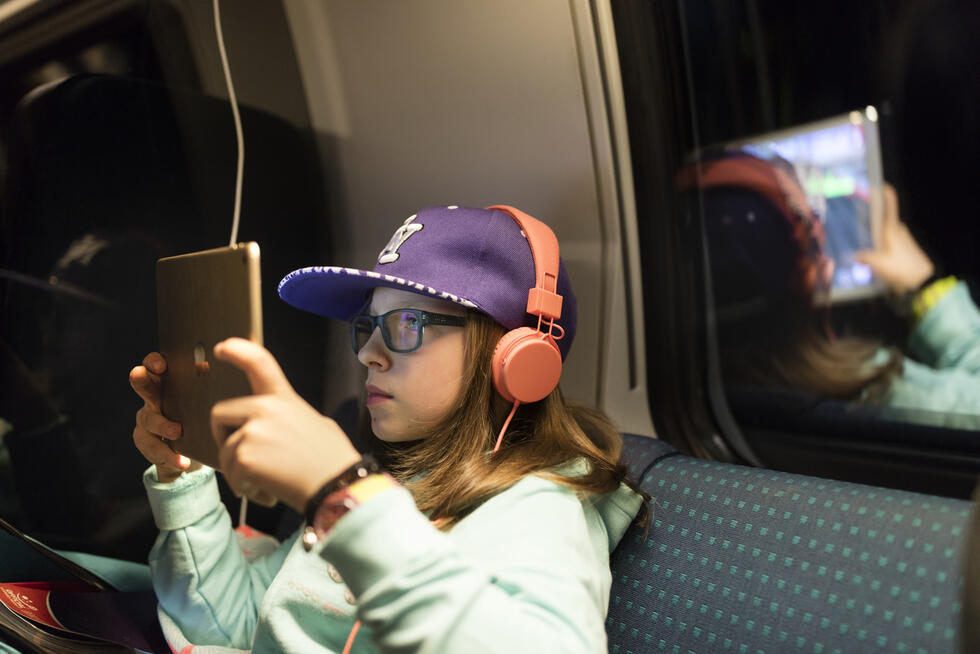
[553,458,645,552]
[593,482,646,552]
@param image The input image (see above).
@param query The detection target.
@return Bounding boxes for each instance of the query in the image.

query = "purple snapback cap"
[277,205,578,360]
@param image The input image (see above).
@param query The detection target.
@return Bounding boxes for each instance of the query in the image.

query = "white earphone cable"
[213,0,248,526]
[214,0,244,248]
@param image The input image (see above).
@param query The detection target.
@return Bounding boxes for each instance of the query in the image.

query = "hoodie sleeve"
[143,465,295,649]
[321,475,628,654]
[909,281,980,374]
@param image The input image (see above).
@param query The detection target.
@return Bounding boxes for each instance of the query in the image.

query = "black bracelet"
[916,271,944,293]
[303,454,382,526]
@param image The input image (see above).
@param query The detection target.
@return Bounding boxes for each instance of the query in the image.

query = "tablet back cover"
[156,242,262,468]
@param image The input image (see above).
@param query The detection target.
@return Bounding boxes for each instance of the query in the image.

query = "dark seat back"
[0,74,327,555]
[609,433,972,653]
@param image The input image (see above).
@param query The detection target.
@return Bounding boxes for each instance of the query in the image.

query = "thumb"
[854,250,887,275]
[213,338,292,396]
[854,249,874,266]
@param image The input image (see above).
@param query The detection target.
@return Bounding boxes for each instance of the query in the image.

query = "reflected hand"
[856,184,934,293]
[211,338,361,512]
[129,352,201,483]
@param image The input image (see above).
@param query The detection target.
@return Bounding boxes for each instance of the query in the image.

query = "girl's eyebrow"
[366,305,420,316]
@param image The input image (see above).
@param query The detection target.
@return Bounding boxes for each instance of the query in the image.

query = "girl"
[129,205,646,653]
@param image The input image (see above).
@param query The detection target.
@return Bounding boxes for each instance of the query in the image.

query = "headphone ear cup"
[491,327,562,404]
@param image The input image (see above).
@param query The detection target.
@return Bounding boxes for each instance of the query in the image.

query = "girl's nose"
[356,327,391,370]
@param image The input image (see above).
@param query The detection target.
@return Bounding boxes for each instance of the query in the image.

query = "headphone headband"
[485,205,563,321]
[677,157,797,222]
[677,155,826,253]
[486,205,565,412]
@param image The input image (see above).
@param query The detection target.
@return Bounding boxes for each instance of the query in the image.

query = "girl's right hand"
[129,352,200,483]
[855,184,935,294]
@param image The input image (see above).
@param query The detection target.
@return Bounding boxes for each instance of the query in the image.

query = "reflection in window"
[685,152,980,430]
[0,5,326,560]
[0,13,180,561]
[672,1,980,433]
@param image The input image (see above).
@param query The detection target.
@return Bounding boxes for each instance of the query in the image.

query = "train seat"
[608,432,972,653]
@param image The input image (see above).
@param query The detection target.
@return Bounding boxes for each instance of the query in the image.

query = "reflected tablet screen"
[732,109,884,302]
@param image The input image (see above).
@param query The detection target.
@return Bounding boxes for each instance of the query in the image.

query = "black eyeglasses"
[349,308,466,353]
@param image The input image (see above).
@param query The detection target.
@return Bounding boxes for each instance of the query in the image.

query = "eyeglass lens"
[352,310,422,353]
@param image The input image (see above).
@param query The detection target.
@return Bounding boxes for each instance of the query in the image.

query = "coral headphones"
[485,205,565,405]
[676,155,828,299]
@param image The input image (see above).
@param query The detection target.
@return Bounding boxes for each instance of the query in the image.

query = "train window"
[0,2,328,559]
[612,0,980,496]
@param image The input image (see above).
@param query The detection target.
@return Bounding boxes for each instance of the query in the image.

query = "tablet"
[725,107,885,303]
[156,242,263,469]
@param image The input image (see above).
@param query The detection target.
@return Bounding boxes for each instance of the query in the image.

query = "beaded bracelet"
[302,455,399,551]
[911,275,957,321]
[303,455,382,524]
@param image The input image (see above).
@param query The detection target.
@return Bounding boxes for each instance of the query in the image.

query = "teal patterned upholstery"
[609,433,973,653]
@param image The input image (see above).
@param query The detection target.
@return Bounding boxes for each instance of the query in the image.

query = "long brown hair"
[373,310,647,530]
[717,299,903,402]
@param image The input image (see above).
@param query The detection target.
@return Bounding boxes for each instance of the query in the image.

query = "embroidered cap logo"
[378,214,423,264]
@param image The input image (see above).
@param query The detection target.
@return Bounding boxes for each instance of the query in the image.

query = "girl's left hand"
[211,337,361,512]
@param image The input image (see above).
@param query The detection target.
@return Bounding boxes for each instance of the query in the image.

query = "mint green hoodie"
[144,462,643,653]
[880,281,980,426]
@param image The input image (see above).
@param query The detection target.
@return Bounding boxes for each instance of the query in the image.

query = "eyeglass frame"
[349,307,467,354]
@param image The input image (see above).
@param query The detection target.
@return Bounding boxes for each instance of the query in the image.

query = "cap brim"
[277,266,480,320]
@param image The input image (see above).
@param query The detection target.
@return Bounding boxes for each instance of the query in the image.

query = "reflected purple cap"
[277,205,578,359]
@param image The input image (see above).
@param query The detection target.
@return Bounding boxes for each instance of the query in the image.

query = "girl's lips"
[365,384,392,406]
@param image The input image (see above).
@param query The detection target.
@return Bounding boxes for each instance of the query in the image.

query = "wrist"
[303,454,383,520]
[914,271,943,294]
[301,454,398,551]
[905,262,936,294]
[155,465,183,484]
[154,459,202,484]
